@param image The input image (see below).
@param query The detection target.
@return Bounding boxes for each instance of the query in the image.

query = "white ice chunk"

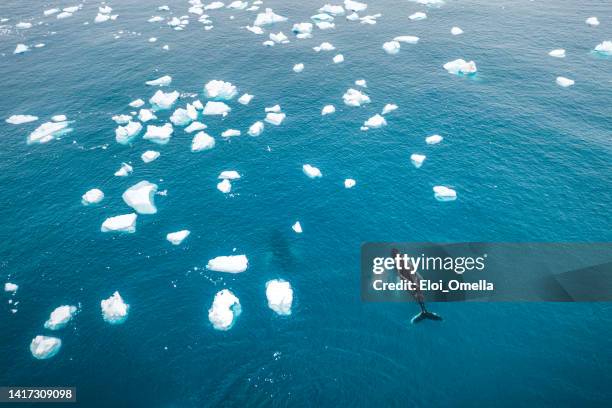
[114,163,133,177]
[316,21,335,30]
[44,8,60,16]
[115,121,143,144]
[4,283,18,293]
[208,289,241,330]
[409,12,427,21]
[246,25,264,34]
[556,76,575,87]
[333,54,344,63]
[205,2,225,10]
[382,103,398,115]
[56,12,73,19]
[129,99,145,108]
[266,279,293,315]
[228,1,248,10]
[166,230,190,245]
[94,13,110,23]
[185,122,207,133]
[27,121,71,144]
[238,93,253,105]
[313,42,335,52]
[203,101,231,116]
[206,255,248,273]
[122,181,158,214]
[585,17,599,27]
[146,75,172,86]
[141,150,160,163]
[248,121,264,136]
[44,305,78,330]
[30,336,61,359]
[254,8,288,26]
[112,114,131,124]
[433,186,457,201]
[411,153,426,168]
[594,41,612,55]
[82,188,104,205]
[101,213,137,233]
[219,171,241,180]
[343,88,370,107]
[451,26,463,35]
[191,132,215,151]
[101,291,129,324]
[52,115,67,122]
[222,129,241,137]
[14,44,30,54]
[292,221,303,233]
[292,22,313,35]
[355,79,367,87]
[266,104,281,113]
[363,114,387,129]
[6,115,38,124]
[265,112,286,126]
[548,49,565,58]
[383,41,400,55]
[319,4,345,15]
[344,0,367,12]
[426,134,443,144]
[144,123,174,144]
[346,12,360,21]
[217,179,232,193]
[311,13,334,22]
[150,90,180,110]
[293,63,304,73]
[170,108,193,126]
[303,164,322,178]
[344,178,356,188]
[394,35,419,44]
[322,105,336,115]
[138,108,157,122]
[443,59,477,75]
[270,31,289,44]
[205,80,237,100]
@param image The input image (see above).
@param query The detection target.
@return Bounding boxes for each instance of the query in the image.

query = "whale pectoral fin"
[411,311,443,324]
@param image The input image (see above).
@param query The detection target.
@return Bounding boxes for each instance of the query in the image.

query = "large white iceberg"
[150,90,180,110]
[6,114,38,124]
[433,186,457,201]
[101,291,129,324]
[30,336,62,359]
[205,80,237,100]
[101,213,138,233]
[254,8,287,26]
[343,88,370,107]
[122,181,158,214]
[115,121,142,144]
[166,230,190,245]
[191,132,215,151]
[146,75,172,86]
[208,289,241,330]
[82,188,104,205]
[144,123,173,144]
[27,121,71,144]
[266,279,293,315]
[203,101,231,116]
[443,59,477,75]
[303,164,322,178]
[207,255,248,273]
[44,305,78,330]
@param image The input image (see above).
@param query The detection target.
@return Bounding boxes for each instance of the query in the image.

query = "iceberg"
[426,134,443,144]
[586,17,599,27]
[355,79,367,87]
[594,41,612,55]
[246,25,264,35]
[363,114,387,129]
[266,104,281,113]
[206,254,248,273]
[346,12,360,21]
[344,178,356,188]
[30,336,62,359]
[394,36,419,44]
[293,63,304,73]
[270,32,289,44]
[313,42,335,52]
[316,21,335,30]
[115,121,142,144]
[146,75,172,86]
[217,179,232,193]
[6,114,38,124]
[56,12,73,19]
[549,49,565,58]
[344,0,367,12]
[122,181,158,214]
[208,289,241,330]
[191,132,215,151]
[27,121,71,144]
[265,112,286,126]
[292,22,313,36]
[292,221,303,233]
[222,129,241,137]
[141,150,160,163]
[101,291,129,324]
[238,93,253,105]
[343,88,370,107]
[383,41,400,55]
[443,59,477,75]
[322,105,336,115]
[44,305,78,330]
[254,8,287,26]
[114,163,133,177]
[266,279,293,315]
[319,4,345,15]
[14,44,30,54]
[409,12,427,21]
[312,13,334,22]
[205,80,237,100]
[556,76,574,87]
[82,188,104,205]
[166,230,190,245]
[411,153,426,168]
[203,101,231,116]
[248,121,264,136]
[112,114,131,124]
[219,171,241,180]
[129,99,145,108]
[150,90,180,110]
[205,2,224,10]
[185,122,207,133]
[144,123,174,144]
[170,108,193,126]
[333,54,344,64]
[101,213,137,233]
[433,186,457,201]
[4,282,18,292]
[303,164,322,178]
[228,1,248,10]
[451,26,463,35]
[51,115,67,122]
[382,103,398,115]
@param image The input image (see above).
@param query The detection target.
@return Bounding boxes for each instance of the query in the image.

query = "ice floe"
[363,114,387,130]
[270,32,289,44]
[443,59,477,75]
[167,230,190,245]
[114,163,133,177]
[292,22,313,38]
[556,76,574,87]
[82,188,104,205]
[345,0,367,12]
[219,171,241,180]
[586,17,599,27]
[205,80,237,100]
[319,4,345,15]
[313,42,335,52]
[6,115,38,124]
[44,8,60,16]
[451,26,463,35]
[433,186,457,201]
[383,41,400,55]
[266,279,293,315]
[112,114,131,124]
[141,150,160,163]
[146,75,172,86]
[254,8,287,26]
[265,112,286,126]
[185,122,207,133]
[426,134,443,144]
[122,181,158,214]
[208,289,241,330]
[344,178,356,188]
[303,164,322,178]
[144,123,174,144]
[394,36,419,44]
[238,93,254,105]
[382,103,398,115]
[101,291,129,324]
[322,105,336,115]
[411,154,426,168]
[292,221,303,233]
[191,132,215,151]
[203,101,231,116]
[355,79,367,87]
[343,88,370,107]
[333,54,344,63]
[129,99,145,108]
[248,121,264,136]
[150,90,180,110]
[594,41,612,55]
[222,129,241,137]
[549,49,566,58]
[207,254,248,273]
[115,121,143,144]
[217,179,232,193]
[4,282,18,293]
[44,305,78,330]
[14,44,30,54]
[101,213,137,233]
[30,336,61,359]
[292,63,305,74]
[170,108,193,126]
[409,12,427,21]
[27,121,71,144]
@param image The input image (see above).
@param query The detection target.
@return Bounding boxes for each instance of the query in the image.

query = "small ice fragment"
[150,90,180,110]
[219,171,241,180]
[293,63,304,73]
[585,17,599,27]
[292,22,313,36]
[112,115,131,124]
[101,291,129,324]
[433,186,457,201]
[56,12,73,19]
[344,0,367,12]
[254,8,287,26]
[355,79,367,87]
[343,88,370,107]
[30,336,61,359]
[363,114,387,129]
[206,255,248,273]
[248,121,264,136]
[115,121,143,144]
[203,101,231,116]
[426,134,443,144]
[270,31,289,44]
[265,112,286,126]
[146,75,172,86]
[313,42,335,52]
[316,21,335,30]
[185,122,207,133]
[222,129,241,137]
[94,13,110,23]
[129,99,145,108]
[322,105,336,115]
[333,54,344,64]
[394,36,419,44]
[409,12,427,21]
[205,80,237,100]
[411,154,426,168]
[217,179,232,193]
[14,44,30,54]
[266,104,281,113]
[52,115,67,122]
[246,25,264,34]
[292,221,302,233]
[122,181,158,214]
[114,163,133,177]
[238,93,253,105]
[549,49,565,58]
[451,26,463,35]
[302,164,322,178]
[382,104,398,115]
[556,76,575,87]
[383,41,400,55]
[101,213,137,233]
[166,230,190,245]
[144,123,174,144]
[44,8,60,16]
[16,22,33,29]
[204,2,224,10]
[141,150,160,163]
[594,41,612,55]
[266,279,293,315]
[319,4,345,15]
[208,289,241,330]
[191,132,215,151]
[344,178,356,188]
[82,188,104,205]
[6,115,38,124]
[44,305,78,330]
[4,283,18,293]
[443,59,477,75]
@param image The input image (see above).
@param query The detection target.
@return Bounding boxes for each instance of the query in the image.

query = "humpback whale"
[391,248,443,324]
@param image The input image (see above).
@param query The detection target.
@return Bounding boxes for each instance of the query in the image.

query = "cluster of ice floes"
[9,114,73,144]
[94,5,118,24]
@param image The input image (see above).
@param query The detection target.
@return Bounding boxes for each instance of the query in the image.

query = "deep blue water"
[1,0,611,406]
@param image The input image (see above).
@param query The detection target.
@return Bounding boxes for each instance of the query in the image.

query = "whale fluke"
[411,311,443,324]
